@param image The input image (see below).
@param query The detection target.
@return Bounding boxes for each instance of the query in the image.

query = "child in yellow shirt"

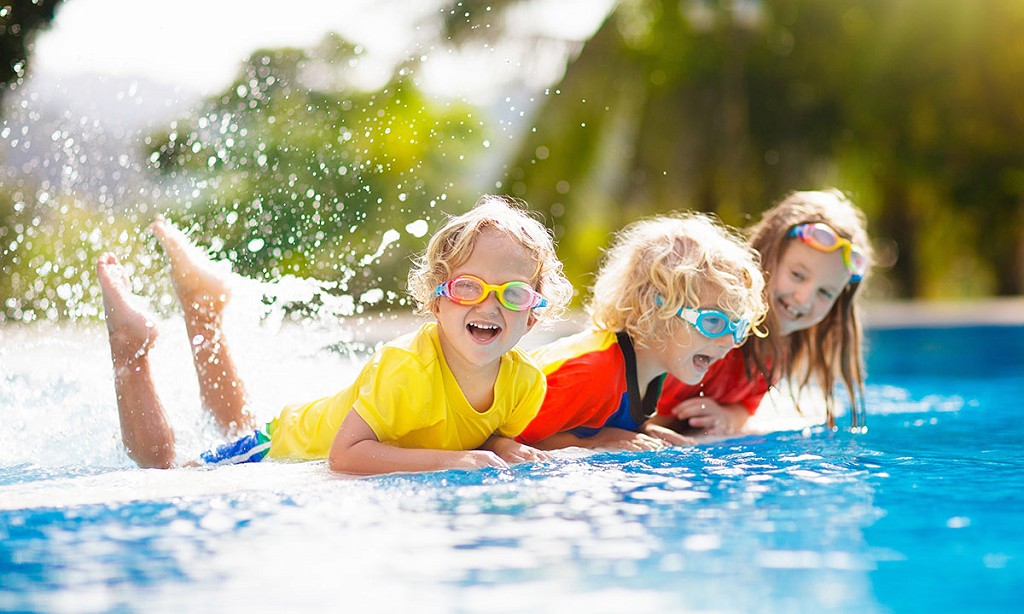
[98,195,573,475]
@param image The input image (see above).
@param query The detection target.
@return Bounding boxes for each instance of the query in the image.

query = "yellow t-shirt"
[266,322,545,460]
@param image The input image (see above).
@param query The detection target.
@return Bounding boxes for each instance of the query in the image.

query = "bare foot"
[151,216,254,434]
[97,253,177,468]
[149,215,233,318]
[97,253,157,365]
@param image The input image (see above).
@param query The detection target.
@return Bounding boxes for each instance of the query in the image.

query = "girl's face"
[432,227,538,375]
[770,240,852,336]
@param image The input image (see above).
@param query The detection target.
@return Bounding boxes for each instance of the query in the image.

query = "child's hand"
[670,398,749,435]
[642,422,697,447]
[482,436,552,464]
[590,427,668,452]
[451,450,511,470]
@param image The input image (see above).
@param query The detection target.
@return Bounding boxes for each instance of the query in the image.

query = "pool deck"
[861,296,1024,328]
[350,296,1024,349]
[436,296,1021,351]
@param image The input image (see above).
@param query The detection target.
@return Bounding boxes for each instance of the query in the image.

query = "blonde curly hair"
[407,195,574,321]
[588,212,767,347]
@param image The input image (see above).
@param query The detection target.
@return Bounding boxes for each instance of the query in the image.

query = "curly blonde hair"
[746,188,873,428]
[587,212,767,348]
[407,195,574,321]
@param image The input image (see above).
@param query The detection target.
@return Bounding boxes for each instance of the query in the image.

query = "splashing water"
[359,228,402,267]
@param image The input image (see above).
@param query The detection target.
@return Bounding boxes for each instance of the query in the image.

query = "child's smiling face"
[432,227,538,375]
[770,241,851,336]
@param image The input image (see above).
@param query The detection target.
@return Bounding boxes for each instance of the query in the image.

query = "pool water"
[1,324,1021,613]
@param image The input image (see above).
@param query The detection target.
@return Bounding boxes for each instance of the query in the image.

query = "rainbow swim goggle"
[788,222,867,282]
[656,296,751,345]
[434,274,548,311]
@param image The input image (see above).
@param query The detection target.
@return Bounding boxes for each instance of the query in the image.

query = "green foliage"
[5,0,1024,327]
[831,0,1024,297]
[0,185,142,323]
[480,0,1024,298]
[146,35,486,303]
[2,33,489,324]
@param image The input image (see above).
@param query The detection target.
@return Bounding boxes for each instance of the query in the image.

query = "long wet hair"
[587,212,768,348]
[744,189,873,428]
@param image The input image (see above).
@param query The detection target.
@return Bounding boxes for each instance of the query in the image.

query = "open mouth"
[467,322,502,343]
[692,353,713,372]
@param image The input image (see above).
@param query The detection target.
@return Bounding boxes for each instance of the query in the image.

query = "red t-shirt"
[517,329,637,444]
[656,346,772,417]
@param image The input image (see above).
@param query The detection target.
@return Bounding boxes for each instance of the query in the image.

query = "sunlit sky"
[30,0,612,103]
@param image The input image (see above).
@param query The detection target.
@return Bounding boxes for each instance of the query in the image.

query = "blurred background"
[2,0,1023,325]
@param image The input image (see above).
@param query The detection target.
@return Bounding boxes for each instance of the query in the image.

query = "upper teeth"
[471,323,499,330]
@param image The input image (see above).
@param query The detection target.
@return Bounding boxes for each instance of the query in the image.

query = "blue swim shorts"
[199,427,271,466]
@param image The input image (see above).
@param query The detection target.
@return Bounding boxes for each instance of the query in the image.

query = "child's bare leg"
[98,253,176,469]
[150,217,254,434]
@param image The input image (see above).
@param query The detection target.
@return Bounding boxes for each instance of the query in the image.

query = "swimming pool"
[1,323,1021,613]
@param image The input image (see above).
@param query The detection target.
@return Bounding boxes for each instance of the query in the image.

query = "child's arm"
[479,435,551,464]
[531,427,667,452]
[328,411,510,475]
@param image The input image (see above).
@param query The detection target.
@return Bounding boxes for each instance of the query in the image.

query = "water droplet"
[405,220,429,238]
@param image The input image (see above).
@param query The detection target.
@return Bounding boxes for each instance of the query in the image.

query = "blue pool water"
[1,324,1022,613]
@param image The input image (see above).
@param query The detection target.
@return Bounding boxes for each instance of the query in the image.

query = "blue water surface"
[861,326,1024,613]
[1,325,1021,613]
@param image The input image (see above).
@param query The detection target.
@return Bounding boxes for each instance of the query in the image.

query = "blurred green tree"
[5,0,1024,325]
[147,35,486,310]
[1,0,66,321]
[447,0,1024,298]
[833,0,1024,297]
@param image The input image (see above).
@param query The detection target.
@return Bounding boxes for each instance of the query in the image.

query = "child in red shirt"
[518,212,769,451]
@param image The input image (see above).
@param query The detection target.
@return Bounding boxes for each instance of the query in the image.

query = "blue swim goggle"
[656,296,750,345]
